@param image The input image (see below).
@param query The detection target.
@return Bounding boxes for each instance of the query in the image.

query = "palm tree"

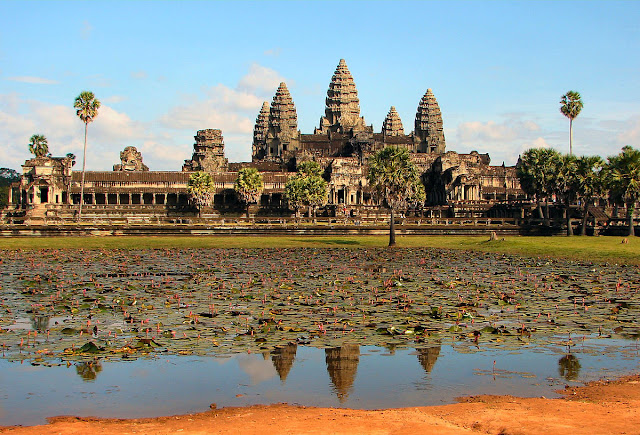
[74,91,101,220]
[187,171,215,217]
[605,146,640,236]
[28,134,49,158]
[517,148,561,226]
[560,91,583,155]
[553,153,578,236]
[573,155,604,235]
[234,167,264,218]
[367,146,425,247]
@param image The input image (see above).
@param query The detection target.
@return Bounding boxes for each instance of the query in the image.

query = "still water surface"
[1,340,638,426]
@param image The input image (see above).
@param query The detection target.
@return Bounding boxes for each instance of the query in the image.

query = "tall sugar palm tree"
[554,153,578,236]
[367,146,425,247]
[560,91,583,155]
[605,146,640,236]
[517,147,561,226]
[573,155,604,235]
[234,167,264,218]
[28,134,49,158]
[188,171,215,217]
[74,91,100,220]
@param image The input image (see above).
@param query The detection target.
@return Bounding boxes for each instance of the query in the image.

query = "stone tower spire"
[182,129,228,172]
[382,106,404,136]
[266,82,299,158]
[252,101,270,160]
[316,59,366,134]
[414,89,446,153]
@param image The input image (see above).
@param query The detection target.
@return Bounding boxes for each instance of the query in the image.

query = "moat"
[1,247,639,425]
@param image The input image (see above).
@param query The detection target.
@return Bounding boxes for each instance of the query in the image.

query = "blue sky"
[1,0,639,171]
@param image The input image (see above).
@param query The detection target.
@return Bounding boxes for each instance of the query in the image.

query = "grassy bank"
[0,235,638,264]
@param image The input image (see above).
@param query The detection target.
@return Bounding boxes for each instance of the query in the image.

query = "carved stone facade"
[252,102,270,160]
[415,89,446,154]
[182,129,228,172]
[113,146,149,172]
[263,82,299,159]
[315,59,367,135]
[382,106,404,137]
[15,155,75,219]
[9,59,525,221]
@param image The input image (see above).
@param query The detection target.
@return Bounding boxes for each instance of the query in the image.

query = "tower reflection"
[271,343,298,382]
[416,346,441,374]
[325,344,360,403]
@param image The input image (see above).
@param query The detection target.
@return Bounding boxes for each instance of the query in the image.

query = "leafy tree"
[605,146,640,236]
[188,171,215,217]
[28,134,49,157]
[284,174,306,217]
[296,161,323,177]
[304,172,329,217]
[573,155,605,235]
[560,91,583,155]
[234,167,264,218]
[367,146,425,247]
[516,147,561,225]
[0,168,20,209]
[74,91,101,219]
[284,161,329,218]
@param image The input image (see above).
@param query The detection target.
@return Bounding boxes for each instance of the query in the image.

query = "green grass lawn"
[0,234,638,264]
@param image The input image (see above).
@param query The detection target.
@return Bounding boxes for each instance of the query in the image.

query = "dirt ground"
[2,375,639,435]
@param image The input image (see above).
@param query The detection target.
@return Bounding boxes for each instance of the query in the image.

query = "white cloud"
[160,99,255,133]
[237,63,286,94]
[453,116,548,165]
[103,95,128,104]
[6,76,58,85]
[237,354,277,385]
[81,20,93,40]
[615,116,640,146]
[130,70,148,80]
[158,63,287,163]
[264,48,282,57]
[457,120,518,143]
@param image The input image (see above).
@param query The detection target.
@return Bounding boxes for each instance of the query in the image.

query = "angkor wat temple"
[6,59,525,223]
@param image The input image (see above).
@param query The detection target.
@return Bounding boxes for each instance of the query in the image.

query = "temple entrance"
[39,186,48,204]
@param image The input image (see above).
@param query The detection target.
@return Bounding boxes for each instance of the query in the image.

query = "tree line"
[517,146,640,236]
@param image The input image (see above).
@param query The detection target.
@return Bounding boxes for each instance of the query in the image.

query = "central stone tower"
[265,82,299,158]
[414,89,446,153]
[315,59,367,135]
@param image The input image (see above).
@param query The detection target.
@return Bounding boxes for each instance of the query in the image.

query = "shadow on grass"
[293,238,361,246]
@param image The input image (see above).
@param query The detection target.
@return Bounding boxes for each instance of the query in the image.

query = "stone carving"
[264,82,299,159]
[252,101,270,160]
[415,89,446,154]
[113,146,149,171]
[316,59,367,134]
[382,106,404,136]
[182,129,229,172]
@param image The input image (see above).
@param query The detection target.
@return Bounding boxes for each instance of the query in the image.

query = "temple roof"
[318,59,366,134]
[253,101,270,144]
[268,82,298,140]
[415,88,446,152]
[382,106,404,136]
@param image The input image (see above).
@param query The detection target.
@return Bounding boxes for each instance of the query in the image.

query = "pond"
[0,247,639,425]
[1,340,639,426]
